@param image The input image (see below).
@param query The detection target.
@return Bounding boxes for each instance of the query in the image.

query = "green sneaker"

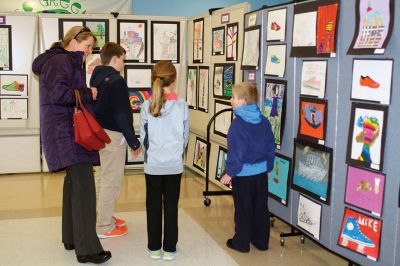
[148,249,161,260]
[162,250,180,261]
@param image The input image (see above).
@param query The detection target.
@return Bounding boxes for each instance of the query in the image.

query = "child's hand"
[220,174,232,185]
[91,87,98,100]
[130,146,142,159]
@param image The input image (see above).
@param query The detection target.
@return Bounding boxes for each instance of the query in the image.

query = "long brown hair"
[150,61,177,117]
[51,26,97,48]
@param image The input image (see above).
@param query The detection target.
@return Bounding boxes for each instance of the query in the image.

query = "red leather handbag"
[73,90,111,151]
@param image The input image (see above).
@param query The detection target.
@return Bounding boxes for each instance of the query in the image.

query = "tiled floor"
[0,169,347,265]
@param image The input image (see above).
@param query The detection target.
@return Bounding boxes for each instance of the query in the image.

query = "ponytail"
[149,77,165,117]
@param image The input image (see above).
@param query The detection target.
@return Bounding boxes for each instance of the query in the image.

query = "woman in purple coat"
[32,26,111,264]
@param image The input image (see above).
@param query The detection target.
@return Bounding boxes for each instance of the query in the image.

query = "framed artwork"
[300,60,327,98]
[151,21,180,63]
[193,137,207,173]
[247,70,256,82]
[126,136,144,165]
[124,65,152,89]
[292,139,332,204]
[226,22,238,61]
[197,66,209,113]
[346,102,387,171]
[214,99,232,138]
[264,79,286,149]
[348,0,394,55]
[268,153,291,206]
[0,74,28,97]
[241,26,260,70]
[221,13,230,24]
[298,97,328,144]
[265,44,286,78]
[0,25,12,70]
[292,11,317,48]
[351,59,393,105]
[85,52,101,87]
[297,194,322,240]
[212,26,225,56]
[222,64,235,98]
[213,64,224,98]
[345,165,385,217]
[117,20,147,63]
[193,18,204,63]
[0,98,28,119]
[316,3,339,55]
[186,66,198,109]
[128,88,151,113]
[58,19,83,39]
[215,146,230,188]
[338,207,382,261]
[266,8,287,42]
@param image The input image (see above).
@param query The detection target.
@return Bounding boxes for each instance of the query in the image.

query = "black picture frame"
[197,66,209,113]
[0,25,12,71]
[212,26,225,56]
[0,74,28,97]
[241,25,261,70]
[268,153,292,206]
[0,98,28,120]
[117,19,148,63]
[213,99,233,138]
[193,18,204,64]
[186,66,198,110]
[298,97,328,144]
[193,136,207,173]
[151,21,180,64]
[226,22,239,61]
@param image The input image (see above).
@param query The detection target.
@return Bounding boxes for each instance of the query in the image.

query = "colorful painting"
[268,153,291,206]
[241,26,260,69]
[198,66,209,112]
[117,20,147,62]
[128,89,151,113]
[0,25,12,70]
[193,18,204,63]
[226,23,238,61]
[297,194,322,240]
[347,102,387,171]
[301,60,327,98]
[292,11,317,47]
[186,66,198,109]
[298,97,327,143]
[351,59,393,105]
[193,137,207,172]
[348,0,394,54]
[292,139,332,203]
[266,8,287,42]
[0,74,28,97]
[223,64,234,98]
[85,53,101,88]
[345,166,385,217]
[316,3,338,54]
[213,65,224,98]
[264,79,286,149]
[124,65,152,89]
[265,44,286,78]
[126,135,144,165]
[212,27,225,56]
[151,21,180,63]
[214,100,232,138]
[85,20,108,50]
[338,208,382,261]
[215,146,230,188]
[0,98,28,119]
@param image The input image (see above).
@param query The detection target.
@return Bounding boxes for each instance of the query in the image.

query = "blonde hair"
[233,82,259,104]
[150,61,177,117]
[51,26,97,48]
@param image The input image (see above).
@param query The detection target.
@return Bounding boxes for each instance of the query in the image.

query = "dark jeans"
[62,163,103,255]
[145,173,182,252]
[231,172,270,252]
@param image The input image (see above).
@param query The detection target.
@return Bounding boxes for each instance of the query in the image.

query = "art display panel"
[0,98,28,119]
[300,60,327,98]
[266,8,287,42]
[297,194,322,240]
[0,74,28,97]
[226,23,238,61]
[186,66,198,109]
[197,66,209,113]
[265,44,286,78]
[193,136,207,173]
[117,20,147,63]
[268,153,291,206]
[298,97,328,143]
[214,100,232,138]
[151,21,180,63]
[193,18,204,63]
[241,26,260,70]
[212,26,225,56]
[0,25,12,70]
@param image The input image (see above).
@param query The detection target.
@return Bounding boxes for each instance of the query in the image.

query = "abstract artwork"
[338,207,382,261]
[292,139,332,204]
[117,20,147,62]
[0,74,28,97]
[128,89,151,113]
[345,165,385,217]
[264,79,286,149]
[0,25,12,70]
[193,18,204,63]
[351,59,393,104]
[212,27,225,56]
[268,153,291,206]
[193,136,207,173]
[151,21,180,63]
[298,97,328,143]
[85,20,109,50]
[348,0,394,55]
[226,23,238,61]
[198,66,209,113]
[297,194,322,240]
[215,146,230,188]
[213,64,224,98]
[241,26,260,70]
[214,99,232,138]
[347,102,387,171]
[266,8,287,42]
[222,64,234,98]
[126,135,144,165]
[316,3,338,55]
[124,65,152,89]
[186,66,198,109]
[265,44,286,78]
[301,60,327,98]
[0,98,28,119]
[85,53,101,88]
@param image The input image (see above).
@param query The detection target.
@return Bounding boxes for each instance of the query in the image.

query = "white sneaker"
[148,249,162,260]
[162,250,180,261]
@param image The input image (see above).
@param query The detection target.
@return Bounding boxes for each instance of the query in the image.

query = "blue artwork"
[268,154,291,206]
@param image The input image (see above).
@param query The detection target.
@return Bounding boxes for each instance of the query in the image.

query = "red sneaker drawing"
[271,22,281,31]
[359,75,380,89]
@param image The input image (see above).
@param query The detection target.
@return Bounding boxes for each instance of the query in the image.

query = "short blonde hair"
[232,82,258,104]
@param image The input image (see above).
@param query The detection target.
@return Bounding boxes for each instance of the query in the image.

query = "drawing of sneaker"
[341,216,375,252]
[271,22,281,31]
[359,75,380,88]
[2,81,24,92]
[271,55,280,64]
[302,77,321,90]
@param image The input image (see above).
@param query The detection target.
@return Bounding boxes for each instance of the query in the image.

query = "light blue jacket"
[140,97,189,175]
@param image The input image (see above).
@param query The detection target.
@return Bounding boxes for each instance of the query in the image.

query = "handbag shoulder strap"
[74,90,82,109]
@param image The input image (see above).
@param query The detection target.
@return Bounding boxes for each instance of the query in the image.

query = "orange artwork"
[316,3,338,54]
[299,99,327,141]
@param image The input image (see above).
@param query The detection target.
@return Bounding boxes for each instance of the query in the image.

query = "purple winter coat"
[32,45,99,172]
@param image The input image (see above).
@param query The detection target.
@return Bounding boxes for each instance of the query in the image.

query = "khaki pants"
[95,129,127,234]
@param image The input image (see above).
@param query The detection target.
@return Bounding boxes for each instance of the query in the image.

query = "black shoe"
[226,239,249,253]
[77,251,112,264]
[64,243,75,250]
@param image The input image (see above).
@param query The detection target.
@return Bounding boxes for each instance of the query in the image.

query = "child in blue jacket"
[221,82,275,253]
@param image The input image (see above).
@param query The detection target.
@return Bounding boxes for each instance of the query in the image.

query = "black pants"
[62,163,103,255]
[145,173,182,252]
[231,172,270,252]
